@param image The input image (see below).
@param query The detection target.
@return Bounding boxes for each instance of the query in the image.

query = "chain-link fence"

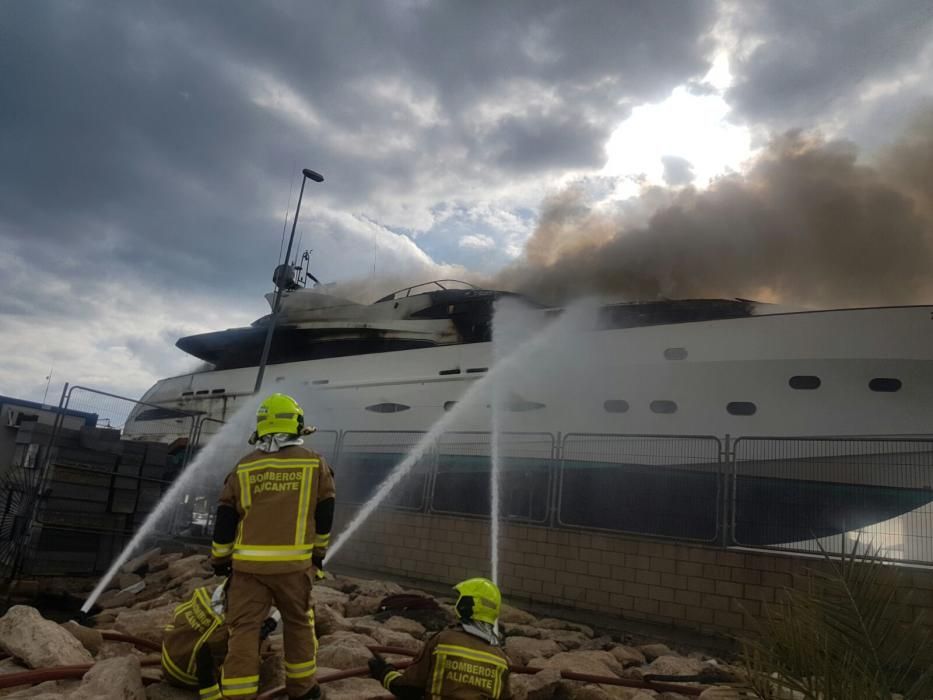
[730,436,933,564]
[559,433,724,542]
[0,385,199,577]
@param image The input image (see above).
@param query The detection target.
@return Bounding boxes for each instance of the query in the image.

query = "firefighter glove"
[368,655,393,680]
[212,560,232,578]
[312,554,325,580]
[260,616,277,640]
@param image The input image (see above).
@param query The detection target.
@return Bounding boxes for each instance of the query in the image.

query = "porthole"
[650,400,677,414]
[365,403,411,413]
[664,347,687,360]
[789,375,821,390]
[727,401,757,416]
[869,378,901,393]
[443,401,457,412]
[603,400,630,413]
[439,369,461,376]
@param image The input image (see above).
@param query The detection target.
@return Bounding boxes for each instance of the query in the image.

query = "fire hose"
[0,641,717,697]
[256,645,713,699]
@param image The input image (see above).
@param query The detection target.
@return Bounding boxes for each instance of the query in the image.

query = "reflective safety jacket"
[161,586,227,688]
[212,445,336,575]
[381,628,511,699]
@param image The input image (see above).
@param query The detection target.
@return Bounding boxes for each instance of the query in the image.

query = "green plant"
[739,542,933,699]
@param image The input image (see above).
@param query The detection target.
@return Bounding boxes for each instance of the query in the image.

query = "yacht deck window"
[603,400,630,413]
[439,369,461,376]
[365,402,411,413]
[664,348,688,360]
[869,378,902,392]
[727,401,757,416]
[466,367,488,374]
[650,400,677,414]
[789,375,821,390]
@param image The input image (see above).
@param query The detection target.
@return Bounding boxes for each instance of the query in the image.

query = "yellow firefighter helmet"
[255,393,304,438]
[453,577,501,625]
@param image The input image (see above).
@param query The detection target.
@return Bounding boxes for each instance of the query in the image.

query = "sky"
[1,0,933,403]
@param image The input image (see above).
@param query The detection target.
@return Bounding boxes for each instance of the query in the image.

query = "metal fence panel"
[0,385,198,577]
[336,431,432,511]
[559,433,723,542]
[433,432,555,523]
[731,437,933,564]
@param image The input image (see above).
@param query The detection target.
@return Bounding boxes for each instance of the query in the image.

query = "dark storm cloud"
[498,108,933,308]
[726,0,933,128]
[0,1,717,302]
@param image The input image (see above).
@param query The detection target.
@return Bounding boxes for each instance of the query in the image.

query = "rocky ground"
[0,548,745,699]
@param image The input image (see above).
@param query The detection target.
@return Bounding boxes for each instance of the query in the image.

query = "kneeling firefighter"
[369,578,512,699]
[161,582,280,700]
[210,393,336,700]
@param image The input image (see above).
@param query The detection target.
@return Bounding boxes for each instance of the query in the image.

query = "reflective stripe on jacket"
[218,445,336,575]
[383,628,511,699]
[161,587,227,688]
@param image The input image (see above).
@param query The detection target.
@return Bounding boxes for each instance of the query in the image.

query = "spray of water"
[328,300,597,561]
[489,395,502,585]
[81,395,264,612]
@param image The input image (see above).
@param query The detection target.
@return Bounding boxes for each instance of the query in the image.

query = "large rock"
[3,679,81,698]
[178,575,224,601]
[0,606,94,669]
[638,643,673,661]
[312,586,350,615]
[344,593,383,618]
[96,589,137,610]
[96,641,137,660]
[61,620,104,656]
[536,618,595,638]
[166,555,208,586]
[573,686,616,700]
[608,645,646,668]
[529,650,623,678]
[148,552,184,573]
[314,603,353,637]
[332,576,403,599]
[645,655,704,678]
[498,603,537,625]
[502,623,544,639]
[537,629,589,651]
[383,615,426,638]
[117,573,143,590]
[321,676,390,700]
[316,631,377,670]
[112,603,176,645]
[121,547,161,575]
[698,689,742,700]
[368,626,422,654]
[70,656,146,700]
[505,637,562,665]
[508,667,563,700]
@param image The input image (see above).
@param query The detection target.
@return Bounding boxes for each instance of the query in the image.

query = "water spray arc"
[81,397,264,613]
[328,302,594,562]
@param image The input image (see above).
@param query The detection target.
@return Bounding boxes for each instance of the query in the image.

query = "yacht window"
[182,391,194,397]
[211,389,225,394]
[650,400,677,414]
[439,369,461,376]
[869,378,901,392]
[789,375,821,390]
[195,390,209,395]
[603,400,630,413]
[466,367,488,374]
[365,402,411,413]
[443,401,457,412]
[727,401,757,416]
[505,399,545,412]
[664,347,688,360]
[134,408,191,421]
[312,379,329,385]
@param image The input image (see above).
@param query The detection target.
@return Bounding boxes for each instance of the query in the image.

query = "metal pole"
[254,175,309,394]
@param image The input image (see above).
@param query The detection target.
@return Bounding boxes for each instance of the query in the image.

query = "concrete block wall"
[332,507,933,638]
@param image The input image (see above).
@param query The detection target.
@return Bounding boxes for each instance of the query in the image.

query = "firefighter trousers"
[221,569,318,699]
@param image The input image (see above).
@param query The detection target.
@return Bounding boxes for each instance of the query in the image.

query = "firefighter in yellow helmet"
[369,578,512,699]
[210,393,336,700]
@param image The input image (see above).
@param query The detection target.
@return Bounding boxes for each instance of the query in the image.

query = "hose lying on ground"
[256,645,712,699]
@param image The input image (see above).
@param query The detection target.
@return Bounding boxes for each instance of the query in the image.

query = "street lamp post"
[253,168,324,394]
